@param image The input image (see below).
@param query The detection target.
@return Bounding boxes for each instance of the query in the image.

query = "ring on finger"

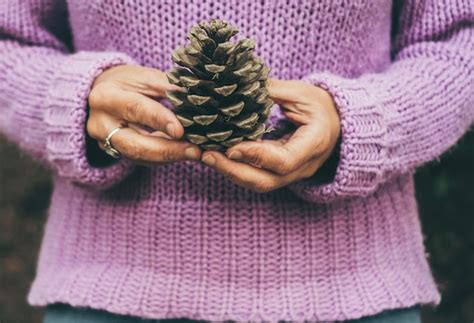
[103,124,127,159]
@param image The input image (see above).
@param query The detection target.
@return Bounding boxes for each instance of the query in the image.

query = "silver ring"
[104,125,126,159]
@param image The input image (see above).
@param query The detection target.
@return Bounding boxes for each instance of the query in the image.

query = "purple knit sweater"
[1,0,473,321]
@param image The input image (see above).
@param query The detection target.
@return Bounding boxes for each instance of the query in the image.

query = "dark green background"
[1,130,473,323]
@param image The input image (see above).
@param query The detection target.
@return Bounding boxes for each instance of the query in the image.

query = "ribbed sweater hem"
[27,262,439,322]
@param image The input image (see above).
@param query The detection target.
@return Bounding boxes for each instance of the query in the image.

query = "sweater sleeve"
[287,0,474,203]
[0,0,136,190]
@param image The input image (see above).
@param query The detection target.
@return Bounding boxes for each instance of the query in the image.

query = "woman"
[1,0,473,322]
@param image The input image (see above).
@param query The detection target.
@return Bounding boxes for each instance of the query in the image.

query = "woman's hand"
[87,65,201,165]
[201,78,341,193]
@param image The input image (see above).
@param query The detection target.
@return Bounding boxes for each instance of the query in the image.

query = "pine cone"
[166,19,273,151]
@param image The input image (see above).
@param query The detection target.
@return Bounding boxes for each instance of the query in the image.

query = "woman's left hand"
[201,78,341,193]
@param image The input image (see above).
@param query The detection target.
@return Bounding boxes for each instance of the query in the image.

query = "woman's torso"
[28,1,440,321]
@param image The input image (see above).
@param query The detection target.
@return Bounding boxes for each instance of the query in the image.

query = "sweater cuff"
[287,73,388,203]
[44,51,137,189]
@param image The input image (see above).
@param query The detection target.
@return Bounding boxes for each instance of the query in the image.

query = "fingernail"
[202,154,216,166]
[166,123,176,138]
[184,147,200,160]
[228,150,242,160]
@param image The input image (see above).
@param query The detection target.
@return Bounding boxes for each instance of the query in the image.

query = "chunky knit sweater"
[1,0,473,322]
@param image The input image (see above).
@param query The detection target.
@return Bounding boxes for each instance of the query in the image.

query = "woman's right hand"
[86,65,202,164]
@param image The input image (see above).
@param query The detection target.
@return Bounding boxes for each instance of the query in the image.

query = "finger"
[283,110,310,125]
[111,127,201,163]
[269,78,337,117]
[127,123,174,140]
[202,152,324,193]
[119,91,183,138]
[128,122,153,135]
[98,138,165,167]
[97,65,183,98]
[227,124,324,175]
[226,139,284,168]
[267,78,308,103]
[201,151,283,193]
[87,112,173,142]
[131,67,184,97]
[92,116,201,163]
[97,88,184,139]
[86,110,122,141]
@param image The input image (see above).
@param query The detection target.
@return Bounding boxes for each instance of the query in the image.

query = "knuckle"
[148,111,162,129]
[314,131,332,154]
[85,117,100,139]
[88,83,110,108]
[274,159,293,175]
[124,100,143,122]
[126,141,145,161]
[157,147,176,162]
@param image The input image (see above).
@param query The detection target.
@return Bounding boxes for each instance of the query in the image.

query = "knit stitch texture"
[1,0,473,322]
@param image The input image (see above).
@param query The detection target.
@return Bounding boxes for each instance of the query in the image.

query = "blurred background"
[0,130,473,323]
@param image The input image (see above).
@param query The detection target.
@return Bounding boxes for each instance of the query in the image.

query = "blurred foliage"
[416,129,474,323]
[0,138,51,323]
[0,129,473,323]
